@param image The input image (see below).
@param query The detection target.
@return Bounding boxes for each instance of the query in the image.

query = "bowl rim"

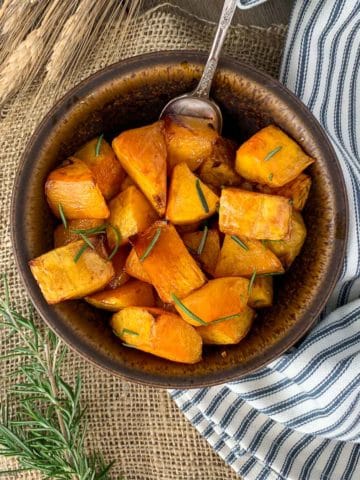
[11,50,349,388]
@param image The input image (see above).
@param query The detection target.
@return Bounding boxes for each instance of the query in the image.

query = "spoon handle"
[193,0,238,99]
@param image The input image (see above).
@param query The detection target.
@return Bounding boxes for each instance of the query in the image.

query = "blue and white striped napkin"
[171,1,360,478]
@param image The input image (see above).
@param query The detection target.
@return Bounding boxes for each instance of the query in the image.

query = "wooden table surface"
[145,0,293,27]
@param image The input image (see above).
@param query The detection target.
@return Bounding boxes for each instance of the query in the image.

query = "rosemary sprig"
[121,329,139,337]
[58,203,67,229]
[197,226,209,255]
[0,276,118,479]
[70,224,121,263]
[171,294,207,325]
[95,134,104,157]
[73,243,89,263]
[258,272,284,277]
[79,233,96,250]
[248,270,257,295]
[230,235,249,251]
[139,227,162,262]
[210,312,243,325]
[264,146,282,161]
[195,179,209,213]
[107,225,121,261]
[71,224,107,236]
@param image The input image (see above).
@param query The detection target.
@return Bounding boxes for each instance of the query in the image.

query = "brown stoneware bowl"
[11,51,348,388]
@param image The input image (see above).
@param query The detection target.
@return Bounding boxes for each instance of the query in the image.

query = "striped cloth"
[171,1,360,478]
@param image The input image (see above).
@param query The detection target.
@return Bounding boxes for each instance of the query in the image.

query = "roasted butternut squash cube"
[265,211,306,268]
[197,306,254,345]
[107,246,130,289]
[182,228,221,276]
[112,121,167,215]
[219,188,292,240]
[257,173,311,211]
[125,248,151,283]
[214,235,284,278]
[164,115,218,171]
[198,137,242,188]
[235,125,314,187]
[45,158,109,220]
[111,307,202,364]
[75,137,125,199]
[166,163,219,224]
[134,221,206,303]
[86,279,155,312]
[54,218,104,248]
[107,186,158,248]
[29,239,114,304]
[174,277,249,326]
[248,277,273,308]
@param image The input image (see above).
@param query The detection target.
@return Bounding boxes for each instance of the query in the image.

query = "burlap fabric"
[0,4,286,479]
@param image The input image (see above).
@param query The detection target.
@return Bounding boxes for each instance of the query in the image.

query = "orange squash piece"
[106,185,158,248]
[29,239,114,304]
[111,307,202,364]
[166,163,219,224]
[197,306,254,345]
[214,235,284,278]
[125,248,151,283]
[134,221,206,303]
[248,277,273,308]
[235,125,314,187]
[174,277,249,327]
[54,218,104,248]
[257,173,311,211]
[219,188,292,240]
[265,211,307,268]
[182,228,221,276]
[75,136,125,199]
[45,158,109,220]
[86,279,155,312]
[164,115,218,171]
[112,121,167,215]
[198,137,242,188]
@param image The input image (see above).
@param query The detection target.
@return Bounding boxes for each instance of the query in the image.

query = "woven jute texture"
[0,4,286,479]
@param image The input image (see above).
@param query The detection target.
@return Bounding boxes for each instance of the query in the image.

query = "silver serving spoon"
[160,0,238,133]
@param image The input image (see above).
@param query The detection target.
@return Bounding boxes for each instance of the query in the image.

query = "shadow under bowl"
[11,51,348,388]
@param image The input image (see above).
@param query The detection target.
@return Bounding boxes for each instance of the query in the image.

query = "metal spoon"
[160,0,238,133]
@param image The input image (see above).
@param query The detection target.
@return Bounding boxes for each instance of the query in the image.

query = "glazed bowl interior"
[12,52,347,388]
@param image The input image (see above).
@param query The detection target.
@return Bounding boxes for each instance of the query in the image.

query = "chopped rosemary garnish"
[58,203,67,229]
[264,146,282,161]
[195,179,209,213]
[95,134,104,156]
[107,224,121,260]
[268,173,274,181]
[79,232,95,250]
[197,226,209,255]
[231,235,249,251]
[122,343,138,349]
[70,224,107,235]
[122,328,139,336]
[171,293,207,325]
[248,270,257,295]
[211,312,243,325]
[258,272,284,277]
[139,227,162,262]
[73,243,89,263]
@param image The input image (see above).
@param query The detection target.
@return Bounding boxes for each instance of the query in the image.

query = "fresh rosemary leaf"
[70,224,107,235]
[210,312,242,325]
[107,224,121,261]
[258,272,284,277]
[231,235,249,251]
[58,204,67,230]
[79,233,95,250]
[139,227,162,262]
[121,329,139,337]
[264,146,282,161]
[248,270,257,295]
[0,276,117,479]
[73,243,88,263]
[95,134,104,156]
[195,179,209,213]
[171,293,207,325]
[197,226,209,255]
[268,173,274,181]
